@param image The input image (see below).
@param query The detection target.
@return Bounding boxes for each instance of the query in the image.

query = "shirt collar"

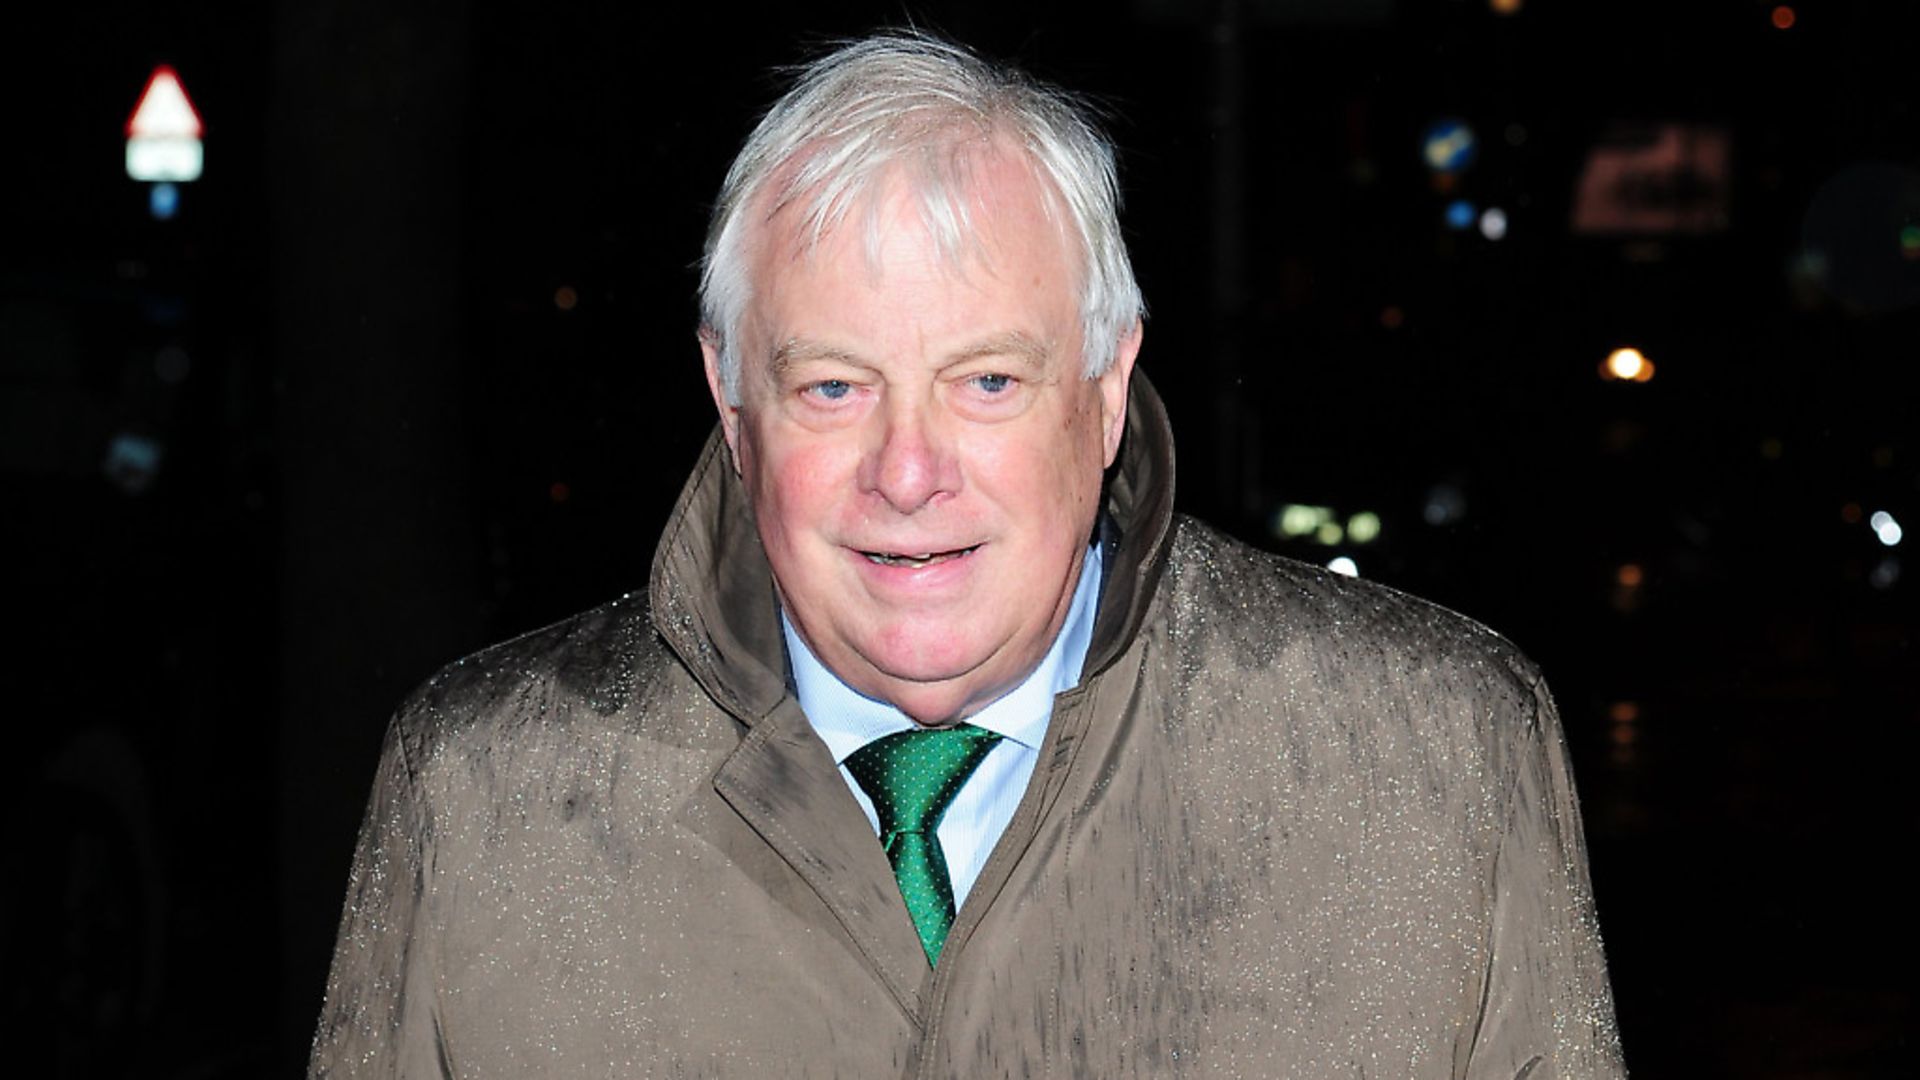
[782,543,1105,763]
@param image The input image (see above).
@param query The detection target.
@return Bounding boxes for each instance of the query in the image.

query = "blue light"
[1445,199,1476,230]
[150,182,180,220]
[1421,119,1478,174]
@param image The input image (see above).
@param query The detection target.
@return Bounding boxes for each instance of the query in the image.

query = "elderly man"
[310,33,1623,1079]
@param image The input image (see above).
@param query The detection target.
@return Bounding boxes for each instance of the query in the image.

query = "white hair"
[698,32,1144,405]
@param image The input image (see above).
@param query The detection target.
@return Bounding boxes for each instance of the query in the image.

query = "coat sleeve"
[308,717,451,1079]
[1468,678,1627,1079]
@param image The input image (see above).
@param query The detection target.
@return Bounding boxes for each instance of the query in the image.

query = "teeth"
[863,547,974,567]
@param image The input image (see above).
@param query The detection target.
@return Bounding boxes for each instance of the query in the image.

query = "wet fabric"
[309,372,1625,1078]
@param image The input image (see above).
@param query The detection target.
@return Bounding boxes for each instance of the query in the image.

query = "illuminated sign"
[126,65,204,182]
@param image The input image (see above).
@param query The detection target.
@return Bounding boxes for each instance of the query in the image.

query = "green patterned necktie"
[845,724,1004,966]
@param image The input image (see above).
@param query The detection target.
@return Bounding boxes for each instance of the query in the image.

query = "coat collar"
[648,369,1178,723]
[649,370,1177,1019]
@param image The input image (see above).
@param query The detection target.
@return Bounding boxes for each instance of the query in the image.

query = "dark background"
[4,1,1914,1076]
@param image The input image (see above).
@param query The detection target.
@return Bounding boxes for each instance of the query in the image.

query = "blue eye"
[972,373,1013,394]
[810,379,852,401]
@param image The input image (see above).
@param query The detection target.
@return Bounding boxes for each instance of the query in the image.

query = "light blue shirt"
[781,544,1103,909]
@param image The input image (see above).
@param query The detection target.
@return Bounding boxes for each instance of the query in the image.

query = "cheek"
[745,430,848,546]
[973,414,1106,526]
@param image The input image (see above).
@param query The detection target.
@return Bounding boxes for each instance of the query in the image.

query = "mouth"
[859,544,981,568]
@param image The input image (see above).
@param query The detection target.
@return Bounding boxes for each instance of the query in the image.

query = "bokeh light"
[1771,6,1796,31]
[1602,347,1655,382]
[1445,199,1476,230]
[1422,119,1478,174]
[1423,484,1467,526]
[1327,556,1359,578]
[150,182,180,221]
[1870,510,1902,546]
[1479,207,1509,240]
[1347,512,1382,544]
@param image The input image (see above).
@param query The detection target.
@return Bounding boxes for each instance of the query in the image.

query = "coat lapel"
[712,699,932,1022]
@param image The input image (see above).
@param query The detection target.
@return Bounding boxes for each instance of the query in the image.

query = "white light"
[1328,556,1359,577]
[1871,511,1902,546]
[127,137,203,182]
[1479,207,1509,240]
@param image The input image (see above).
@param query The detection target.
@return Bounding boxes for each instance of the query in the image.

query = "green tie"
[845,724,1004,966]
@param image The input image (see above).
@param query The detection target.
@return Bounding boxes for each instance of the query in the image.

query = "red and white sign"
[126,65,204,182]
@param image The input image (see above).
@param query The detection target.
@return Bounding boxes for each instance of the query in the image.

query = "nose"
[862,393,959,513]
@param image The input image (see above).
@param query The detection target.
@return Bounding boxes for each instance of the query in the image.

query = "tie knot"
[845,724,1003,837]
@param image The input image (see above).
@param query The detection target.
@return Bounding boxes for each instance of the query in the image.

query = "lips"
[859,544,981,568]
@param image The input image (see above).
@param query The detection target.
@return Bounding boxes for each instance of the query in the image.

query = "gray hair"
[698,32,1144,405]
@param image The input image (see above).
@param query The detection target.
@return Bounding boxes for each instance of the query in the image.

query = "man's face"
[703,151,1139,725]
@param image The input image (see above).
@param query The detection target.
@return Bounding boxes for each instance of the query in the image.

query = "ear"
[1095,319,1142,468]
[699,329,744,475]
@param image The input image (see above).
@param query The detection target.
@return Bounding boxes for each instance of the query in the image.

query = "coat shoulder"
[1157,515,1545,712]
[386,591,691,769]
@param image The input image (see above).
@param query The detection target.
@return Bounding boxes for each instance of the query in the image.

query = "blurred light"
[1445,199,1476,230]
[149,181,180,220]
[1489,0,1523,16]
[1771,5,1795,30]
[1902,225,1920,259]
[1872,446,1896,468]
[549,481,571,504]
[1870,510,1902,546]
[1423,483,1466,526]
[1572,124,1730,236]
[1760,437,1784,460]
[1380,305,1405,330]
[1803,164,1920,312]
[554,285,579,311]
[1316,521,1345,545]
[1422,119,1478,174]
[1601,347,1655,382]
[1616,563,1644,588]
[1870,556,1901,590]
[154,346,190,384]
[1327,556,1359,578]
[1608,701,1641,724]
[1347,511,1382,544]
[1478,206,1509,240]
[103,432,163,494]
[125,65,204,182]
[1504,122,1528,147]
[1275,503,1334,539]
[1841,502,1863,524]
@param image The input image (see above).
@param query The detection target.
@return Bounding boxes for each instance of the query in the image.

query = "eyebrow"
[768,331,1052,376]
[769,339,862,376]
[948,331,1051,371]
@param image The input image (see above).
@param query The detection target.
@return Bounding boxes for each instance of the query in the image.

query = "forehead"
[747,144,1080,325]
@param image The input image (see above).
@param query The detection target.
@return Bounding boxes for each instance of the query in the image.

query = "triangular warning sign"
[126,65,203,139]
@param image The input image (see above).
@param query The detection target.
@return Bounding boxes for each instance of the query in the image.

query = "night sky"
[4,2,1915,1076]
